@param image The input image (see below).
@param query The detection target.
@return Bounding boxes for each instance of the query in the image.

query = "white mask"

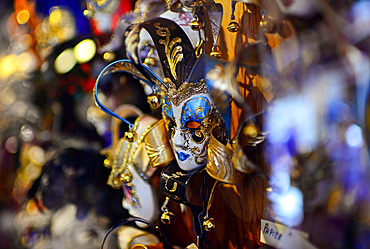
[121,164,158,228]
[161,81,225,171]
[110,115,160,227]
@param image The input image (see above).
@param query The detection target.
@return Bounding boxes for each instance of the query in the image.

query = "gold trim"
[191,138,209,165]
[145,144,166,165]
[154,22,183,80]
[162,171,184,192]
[144,119,174,167]
[206,131,244,185]
[100,105,143,169]
[131,244,148,249]
[158,79,209,106]
[127,234,148,249]
[167,181,177,192]
[108,115,158,188]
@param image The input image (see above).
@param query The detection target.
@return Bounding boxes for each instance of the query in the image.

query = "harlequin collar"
[159,160,202,206]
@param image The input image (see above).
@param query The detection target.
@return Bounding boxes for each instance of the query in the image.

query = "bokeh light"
[16,10,30,25]
[0,87,16,105]
[74,39,96,63]
[54,48,76,74]
[0,55,19,79]
[345,124,363,148]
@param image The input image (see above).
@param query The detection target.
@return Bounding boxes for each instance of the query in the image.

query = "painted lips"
[176,151,190,161]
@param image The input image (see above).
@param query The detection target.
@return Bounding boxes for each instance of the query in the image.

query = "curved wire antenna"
[94,63,133,128]
[93,59,160,128]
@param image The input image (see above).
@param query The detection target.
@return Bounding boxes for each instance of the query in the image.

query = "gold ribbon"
[144,119,174,167]
[206,131,244,185]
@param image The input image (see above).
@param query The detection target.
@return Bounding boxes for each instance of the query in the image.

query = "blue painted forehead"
[162,95,212,127]
[162,95,173,119]
[181,96,211,127]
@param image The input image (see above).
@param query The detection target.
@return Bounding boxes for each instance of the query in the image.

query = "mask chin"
[133,193,158,228]
[176,157,206,171]
[122,189,158,228]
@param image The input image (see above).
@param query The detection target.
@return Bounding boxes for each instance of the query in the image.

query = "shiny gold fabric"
[144,119,174,167]
[206,131,244,185]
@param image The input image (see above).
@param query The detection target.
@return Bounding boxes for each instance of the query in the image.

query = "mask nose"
[172,127,182,147]
[172,128,188,148]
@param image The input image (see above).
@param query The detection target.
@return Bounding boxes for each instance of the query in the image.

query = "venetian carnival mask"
[95,17,228,171]
[161,81,223,171]
[92,100,174,227]
[126,18,227,172]
[121,163,158,226]
[109,114,162,226]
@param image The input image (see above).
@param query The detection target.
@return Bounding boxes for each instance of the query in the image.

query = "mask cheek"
[171,128,187,147]
[190,142,208,166]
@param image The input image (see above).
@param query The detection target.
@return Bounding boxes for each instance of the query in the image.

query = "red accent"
[66,85,76,95]
[80,62,91,74]
[178,12,192,26]
[37,197,47,212]
[112,0,133,30]
[90,19,103,36]
[90,0,133,35]
[83,77,96,92]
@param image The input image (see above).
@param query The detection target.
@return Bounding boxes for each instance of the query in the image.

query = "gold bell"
[203,217,215,231]
[210,46,222,58]
[143,57,157,67]
[124,130,138,143]
[160,209,174,225]
[103,158,112,168]
[175,2,182,9]
[112,178,121,189]
[191,0,201,7]
[190,16,202,31]
[120,172,133,183]
[83,9,94,19]
[227,20,240,32]
[147,93,161,109]
[242,123,259,138]
[103,52,116,62]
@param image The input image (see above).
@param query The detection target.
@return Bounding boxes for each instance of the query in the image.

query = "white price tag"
[260,219,317,249]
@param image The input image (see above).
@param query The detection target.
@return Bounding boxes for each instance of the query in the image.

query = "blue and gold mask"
[160,80,225,171]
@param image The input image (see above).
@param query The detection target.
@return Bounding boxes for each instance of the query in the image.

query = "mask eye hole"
[187,121,201,129]
[164,116,176,138]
